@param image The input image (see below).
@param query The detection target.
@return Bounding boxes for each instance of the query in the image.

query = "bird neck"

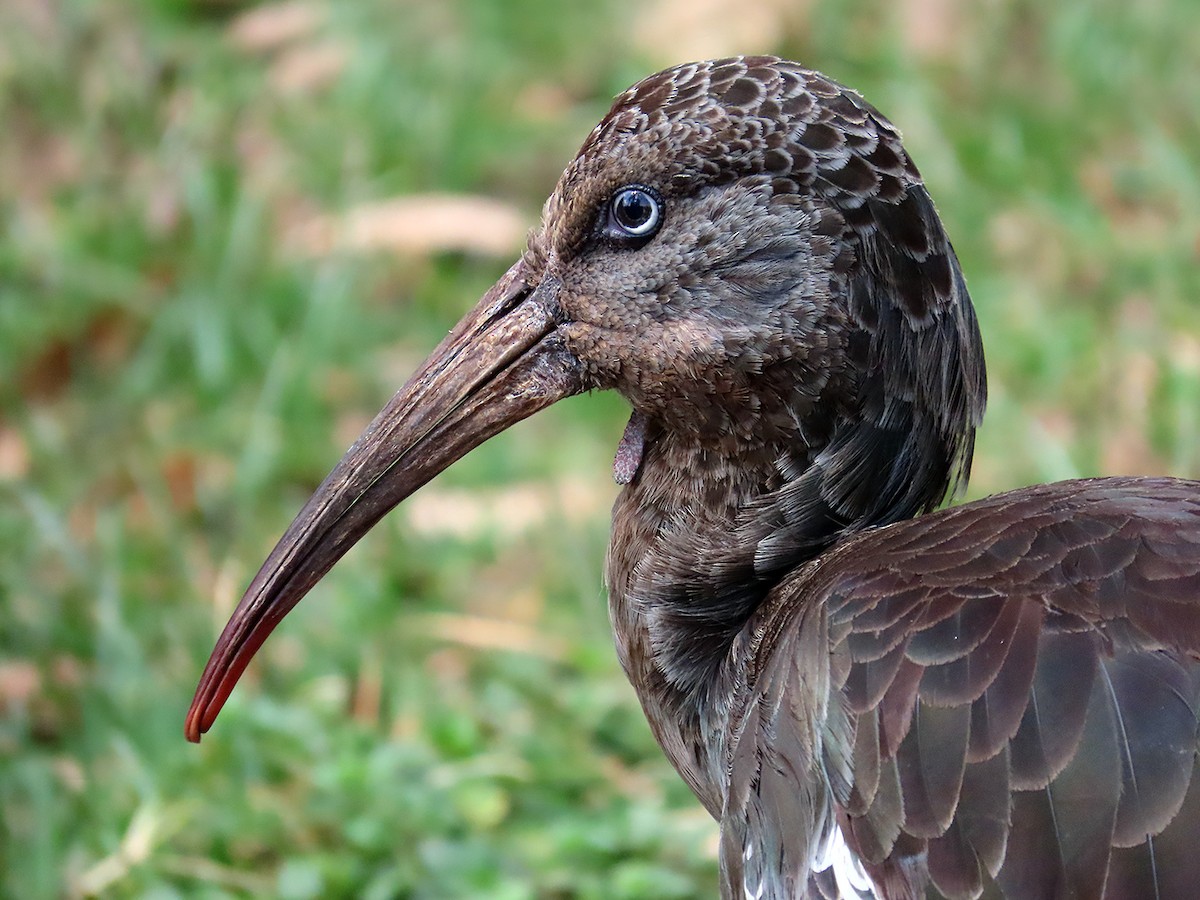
[604,389,971,809]
[605,423,828,812]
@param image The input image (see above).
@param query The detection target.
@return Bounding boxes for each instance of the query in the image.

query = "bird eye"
[606,186,662,244]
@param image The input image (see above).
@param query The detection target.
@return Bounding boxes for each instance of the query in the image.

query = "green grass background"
[2,0,1198,896]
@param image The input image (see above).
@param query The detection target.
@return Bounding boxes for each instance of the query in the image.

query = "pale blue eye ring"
[608,186,662,239]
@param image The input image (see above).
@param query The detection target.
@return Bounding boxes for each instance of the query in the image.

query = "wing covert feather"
[1008,630,1097,790]
[725,477,1200,898]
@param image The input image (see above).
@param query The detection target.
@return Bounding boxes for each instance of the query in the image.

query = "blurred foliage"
[1,0,1198,896]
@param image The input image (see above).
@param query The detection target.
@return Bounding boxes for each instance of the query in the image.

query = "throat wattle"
[613,410,648,485]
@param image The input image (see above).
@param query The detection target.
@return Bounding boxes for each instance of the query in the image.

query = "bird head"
[186,56,985,742]
[530,60,900,445]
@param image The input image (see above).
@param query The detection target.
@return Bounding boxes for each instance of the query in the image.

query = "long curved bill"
[186,260,581,742]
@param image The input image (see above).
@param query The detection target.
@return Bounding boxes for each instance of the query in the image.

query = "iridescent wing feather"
[724,477,1200,899]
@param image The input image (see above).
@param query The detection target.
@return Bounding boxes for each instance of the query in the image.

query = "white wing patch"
[743,842,766,900]
[813,824,877,899]
[741,824,876,899]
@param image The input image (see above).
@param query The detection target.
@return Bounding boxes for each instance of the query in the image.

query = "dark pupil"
[614,190,654,230]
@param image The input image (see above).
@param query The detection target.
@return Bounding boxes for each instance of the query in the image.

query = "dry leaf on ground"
[289,194,528,259]
[227,1,325,54]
